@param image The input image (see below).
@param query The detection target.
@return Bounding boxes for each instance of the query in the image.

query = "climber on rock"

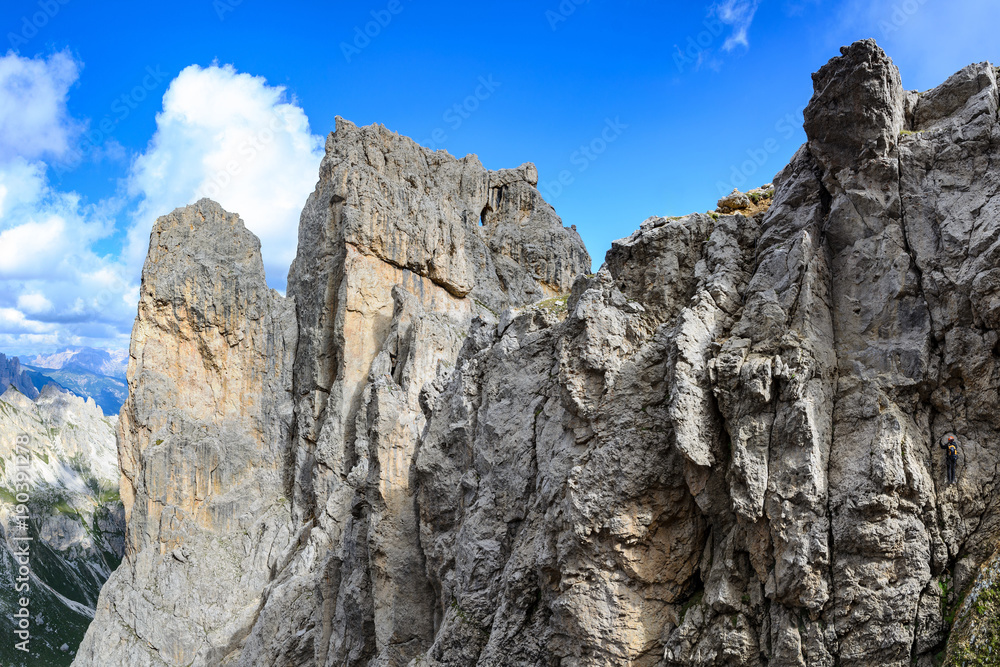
[940,435,959,484]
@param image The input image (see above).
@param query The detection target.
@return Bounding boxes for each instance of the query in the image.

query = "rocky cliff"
[73,124,589,667]
[71,199,297,666]
[0,385,123,667]
[74,41,1000,666]
[0,353,40,399]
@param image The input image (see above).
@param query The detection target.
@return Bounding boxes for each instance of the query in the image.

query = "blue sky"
[0,0,997,355]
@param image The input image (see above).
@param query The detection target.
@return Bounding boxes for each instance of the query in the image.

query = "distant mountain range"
[0,348,128,417]
[26,348,128,381]
[0,384,124,667]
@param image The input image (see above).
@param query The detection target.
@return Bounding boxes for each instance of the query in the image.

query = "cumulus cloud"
[126,64,325,290]
[0,307,53,334]
[0,217,71,278]
[0,57,324,355]
[17,293,53,314]
[0,160,111,278]
[715,0,761,51]
[0,158,133,354]
[0,50,132,354]
[0,50,81,163]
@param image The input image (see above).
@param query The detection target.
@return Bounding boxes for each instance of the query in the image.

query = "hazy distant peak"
[27,346,128,380]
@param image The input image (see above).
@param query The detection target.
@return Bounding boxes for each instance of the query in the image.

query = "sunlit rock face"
[73,122,589,667]
[75,41,1000,667]
[254,118,591,666]
[73,199,298,667]
[0,353,39,399]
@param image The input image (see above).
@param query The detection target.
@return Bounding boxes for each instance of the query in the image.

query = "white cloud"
[0,50,81,163]
[0,50,135,355]
[0,307,53,334]
[0,217,69,277]
[126,64,325,291]
[715,0,761,51]
[0,159,111,279]
[0,158,134,354]
[0,58,324,355]
[17,293,53,314]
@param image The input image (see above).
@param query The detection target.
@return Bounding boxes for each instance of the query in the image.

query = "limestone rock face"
[943,544,1000,664]
[73,200,297,667]
[244,118,590,667]
[0,384,122,667]
[75,41,1000,666]
[73,125,589,667]
[405,40,1000,666]
[0,353,39,399]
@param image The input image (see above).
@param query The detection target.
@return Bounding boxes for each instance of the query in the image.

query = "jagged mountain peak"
[0,383,123,667]
[72,40,1000,666]
[0,353,39,400]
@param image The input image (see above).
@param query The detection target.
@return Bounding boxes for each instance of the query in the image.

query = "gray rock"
[0,353,39,399]
[74,125,589,667]
[75,40,1000,667]
[257,118,590,667]
[717,188,752,213]
[0,383,123,667]
[73,199,298,667]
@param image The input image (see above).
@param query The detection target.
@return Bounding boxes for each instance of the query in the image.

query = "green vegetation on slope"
[945,549,1000,666]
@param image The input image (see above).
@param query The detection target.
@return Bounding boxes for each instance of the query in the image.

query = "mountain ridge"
[0,384,124,667]
[26,348,128,381]
[0,348,128,417]
[73,40,1000,666]
[0,353,39,400]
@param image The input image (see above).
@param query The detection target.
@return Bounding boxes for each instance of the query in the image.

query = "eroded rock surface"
[242,118,590,667]
[76,41,1000,666]
[0,353,39,399]
[0,385,123,667]
[73,200,297,667]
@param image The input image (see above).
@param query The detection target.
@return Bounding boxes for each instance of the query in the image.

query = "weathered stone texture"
[75,41,1000,666]
[0,384,122,667]
[74,200,297,666]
